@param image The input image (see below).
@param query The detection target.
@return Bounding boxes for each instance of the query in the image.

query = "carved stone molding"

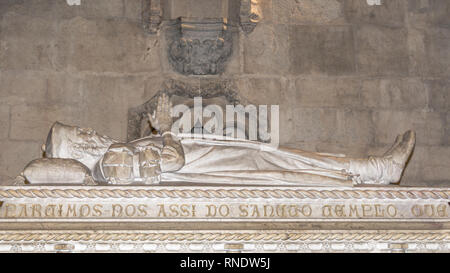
[1,230,448,242]
[0,230,450,242]
[0,230,448,253]
[143,0,262,35]
[240,0,262,34]
[0,186,449,200]
[143,0,162,34]
[166,17,233,75]
[1,185,449,252]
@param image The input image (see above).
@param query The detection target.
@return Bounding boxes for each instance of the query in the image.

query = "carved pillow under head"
[22,158,94,185]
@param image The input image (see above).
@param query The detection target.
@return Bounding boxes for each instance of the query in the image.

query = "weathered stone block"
[294,108,337,143]
[0,104,10,139]
[0,72,86,112]
[57,17,161,73]
[361,78,428,110]
[0,0,125,20]
[124,0,143,21]
[225,32,241,76]
[407,27,427,76]
[422,27,450,77]
[0,12,58,71]
[76,0,124,19]
[407,0,450,27]
[243,23,289,75]
[80,75,146,141]
[289,25,355,75]
[0,0,68,19]
[294,108,373,146]
[372,110,445,146]
[355,25,409,76]
[46,74,84,106]
[0,71,48,105]
[198,78,238,104]
[0,140,42,179]
[0,175,14,186]
[408,27,450,77]
[445,113,450,146]
[168,0,224,19]
[258,0,273,23]
[422,146,450,181]
[236,77,289,105]
[236,77,295,144]
[425,79,450,112]
[273,0,345,24]
[294,77,362,108]
[143,76,167,100]
[9,104,83,141]
[344,0,406,27]
[335,109,374,145]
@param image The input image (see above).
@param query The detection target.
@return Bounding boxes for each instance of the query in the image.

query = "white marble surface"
[0,185,448,252]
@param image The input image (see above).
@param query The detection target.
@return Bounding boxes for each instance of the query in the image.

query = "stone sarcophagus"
[1,91,449,253]
[0,185,448,253]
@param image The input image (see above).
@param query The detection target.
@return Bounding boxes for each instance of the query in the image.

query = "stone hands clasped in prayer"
[20,94,416,187]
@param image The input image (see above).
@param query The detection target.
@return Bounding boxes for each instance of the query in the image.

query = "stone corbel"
[166,17,233,75]
[143,0,162,34]
[240,0,262,34]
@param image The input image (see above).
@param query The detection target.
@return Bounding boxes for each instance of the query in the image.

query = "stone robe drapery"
[44,123,354,186]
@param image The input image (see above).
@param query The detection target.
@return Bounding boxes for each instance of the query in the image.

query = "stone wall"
[0,0,448,186]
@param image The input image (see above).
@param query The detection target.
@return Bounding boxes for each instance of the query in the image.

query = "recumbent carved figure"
[20,94,416,187]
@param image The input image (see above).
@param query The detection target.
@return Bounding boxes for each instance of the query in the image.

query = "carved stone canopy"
[143,0,262,75]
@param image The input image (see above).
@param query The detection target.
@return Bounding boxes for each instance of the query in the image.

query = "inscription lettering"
[412,204,448,217]
[0,202,448,220]
[157,204,196,217]
[321,204,399,218]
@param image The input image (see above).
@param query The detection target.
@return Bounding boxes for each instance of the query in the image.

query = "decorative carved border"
[0,187,449,200]
[0,230,448,242]
[143,0,162,34]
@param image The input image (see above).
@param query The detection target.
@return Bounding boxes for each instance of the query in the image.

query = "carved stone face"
[45,122,116,170]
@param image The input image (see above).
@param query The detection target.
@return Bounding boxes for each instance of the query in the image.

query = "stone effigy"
[1,93,448,253]
[19,94,416,187]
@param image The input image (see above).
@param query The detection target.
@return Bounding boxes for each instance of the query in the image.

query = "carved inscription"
[1,202,448,220]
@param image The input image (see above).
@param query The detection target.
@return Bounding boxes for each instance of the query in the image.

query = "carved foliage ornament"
[144,0,262,75]
[167,18,233,75]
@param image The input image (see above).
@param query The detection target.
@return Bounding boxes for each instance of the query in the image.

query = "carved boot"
[349,131,416,185]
